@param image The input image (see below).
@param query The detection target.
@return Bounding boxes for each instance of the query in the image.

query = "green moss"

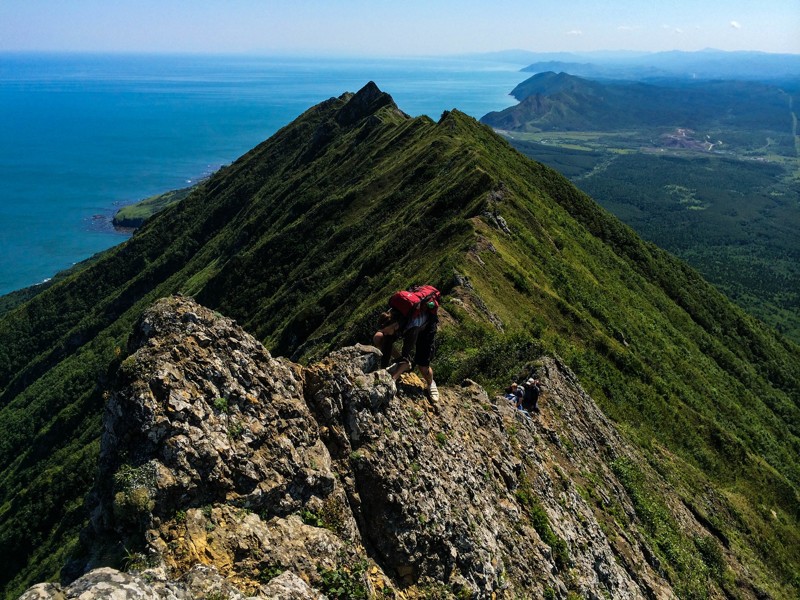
[212,397,229,413]
[317,559,368,600]
[515,472,570,571]
[227,421,244,440]
[256,563,285,583]
[300,507,325,528]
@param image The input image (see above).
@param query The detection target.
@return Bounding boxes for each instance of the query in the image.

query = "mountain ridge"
[481,72,794,133]
[17,295,706,598]
[515,49,800,82]
[1,83,798,598]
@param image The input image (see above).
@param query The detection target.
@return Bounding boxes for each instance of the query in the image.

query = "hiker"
[504,382,520,403]
[373,285,441,401]
[521,378,541,414]
[373,308,404,369]
[515,383,527,410]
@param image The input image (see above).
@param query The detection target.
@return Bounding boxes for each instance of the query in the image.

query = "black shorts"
[401,321,437,368]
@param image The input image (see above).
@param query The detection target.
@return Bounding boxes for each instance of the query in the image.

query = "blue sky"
[1,0,798,55]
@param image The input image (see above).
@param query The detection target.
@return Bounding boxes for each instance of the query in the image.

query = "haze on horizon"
[1,0,798,56]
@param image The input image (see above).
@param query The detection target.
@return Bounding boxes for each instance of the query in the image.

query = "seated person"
[521,378,541,414]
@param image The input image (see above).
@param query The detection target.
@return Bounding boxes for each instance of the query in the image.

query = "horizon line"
[2,47,800,59]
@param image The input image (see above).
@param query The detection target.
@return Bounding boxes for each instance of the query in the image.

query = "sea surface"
[0,53,526,296]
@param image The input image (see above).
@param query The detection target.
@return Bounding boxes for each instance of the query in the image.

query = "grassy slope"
[507,139,800,344]
[472,154,800,594]
[0,84,798,597]
[112,186,197,229]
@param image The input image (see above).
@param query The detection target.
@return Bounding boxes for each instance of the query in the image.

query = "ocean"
[0,53,526,296]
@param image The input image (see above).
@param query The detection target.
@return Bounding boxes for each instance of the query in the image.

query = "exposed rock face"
[25,296,688,599]
[96,296,345,529]
[19,565,321,600]
[335,80,404,126]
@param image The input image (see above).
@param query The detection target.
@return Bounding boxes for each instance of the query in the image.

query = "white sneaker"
[387,359,409,377]
[427,380,439,402]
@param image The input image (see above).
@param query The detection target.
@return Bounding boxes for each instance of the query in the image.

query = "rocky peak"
[335,81,404,126]
[24,296,706,599]
[294,81,407,166]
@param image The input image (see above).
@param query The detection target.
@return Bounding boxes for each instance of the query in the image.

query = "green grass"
[112,185,197,229]
[611,457,722,598]
[509,139,800,344]
[515,470,570,571]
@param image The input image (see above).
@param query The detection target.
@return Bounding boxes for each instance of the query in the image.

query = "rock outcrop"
[23,295,691,599]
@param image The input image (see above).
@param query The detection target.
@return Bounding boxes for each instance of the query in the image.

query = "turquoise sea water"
[0,53,526,296]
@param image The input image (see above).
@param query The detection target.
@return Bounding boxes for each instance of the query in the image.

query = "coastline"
[0,53,529,298]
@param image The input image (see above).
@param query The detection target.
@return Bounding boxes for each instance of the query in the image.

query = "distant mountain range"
[468,48,800,83]
[481,71,794,133]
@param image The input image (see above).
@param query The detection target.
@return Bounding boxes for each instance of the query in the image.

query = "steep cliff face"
[20,295,715,599]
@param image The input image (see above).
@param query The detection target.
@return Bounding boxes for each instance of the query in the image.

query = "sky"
[1,0,798,56]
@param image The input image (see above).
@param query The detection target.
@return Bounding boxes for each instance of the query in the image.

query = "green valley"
[483,73,800,342]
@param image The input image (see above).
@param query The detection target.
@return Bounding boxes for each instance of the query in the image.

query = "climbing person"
[373,307,404,369]
[522,378,541,414]
[373,285,441,401]
[504,382,520,403]
[513,383,525,409]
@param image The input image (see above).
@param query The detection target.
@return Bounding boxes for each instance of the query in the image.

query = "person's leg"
[415,323,438,399]
[419,363,438,401]
[374,322,400,368]
[390,359,411,381]
[385,326,417,380]
[373,331,392,368]
[418,364,433,387]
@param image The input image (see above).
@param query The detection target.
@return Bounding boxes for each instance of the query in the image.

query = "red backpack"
[388,285,442,318]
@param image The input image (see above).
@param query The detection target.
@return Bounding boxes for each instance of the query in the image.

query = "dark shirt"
[522,383,540,411]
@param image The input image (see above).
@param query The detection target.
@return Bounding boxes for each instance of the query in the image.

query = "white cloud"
[730,20,742,29]
[566,29,583,36]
